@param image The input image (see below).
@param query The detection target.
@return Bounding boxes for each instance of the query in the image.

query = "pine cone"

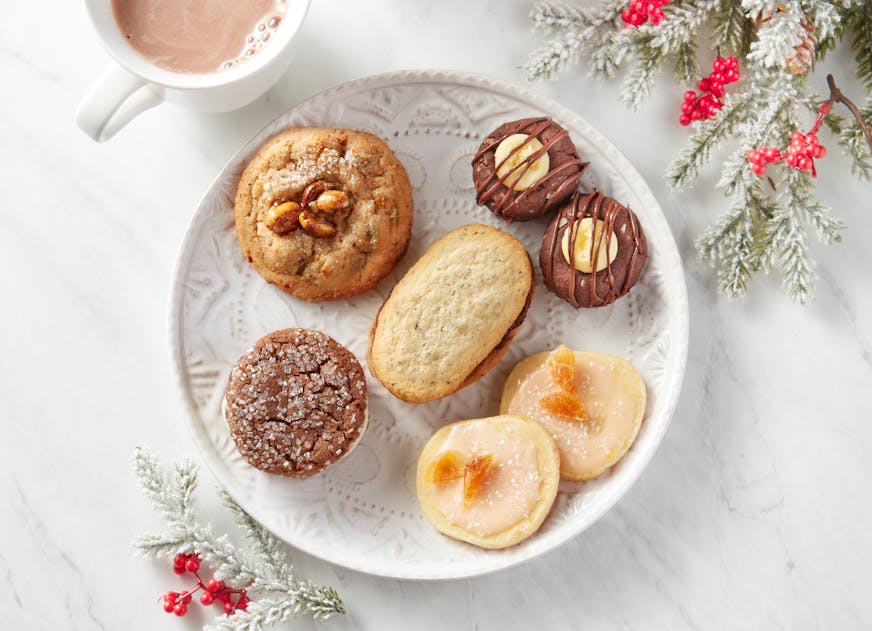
[755,6,817,74]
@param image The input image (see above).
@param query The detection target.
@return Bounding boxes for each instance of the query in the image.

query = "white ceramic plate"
[169,70,689,580]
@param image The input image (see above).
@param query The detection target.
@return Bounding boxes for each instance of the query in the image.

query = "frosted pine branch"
[667,92,752,188]
[132,448,345,629]
[526,0,867,302]
[746,0,805,69]
[524,0,626,80]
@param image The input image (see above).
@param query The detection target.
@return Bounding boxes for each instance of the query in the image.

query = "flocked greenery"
[132,448,345,630]
[523,0,872,303]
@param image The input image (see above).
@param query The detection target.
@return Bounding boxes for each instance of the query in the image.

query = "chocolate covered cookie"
[224,328,367,477]
[540,191,648,308]
[235,127,413,301]
[472,117,586,221]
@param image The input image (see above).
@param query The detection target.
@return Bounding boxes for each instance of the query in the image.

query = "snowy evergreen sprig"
[132,448,345,629]
[525,0,872,303]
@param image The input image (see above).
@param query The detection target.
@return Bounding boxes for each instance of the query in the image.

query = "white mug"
[76,0,311,142]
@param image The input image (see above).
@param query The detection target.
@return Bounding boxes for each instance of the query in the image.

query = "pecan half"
[298,211,336,238]
[265,201,302,235]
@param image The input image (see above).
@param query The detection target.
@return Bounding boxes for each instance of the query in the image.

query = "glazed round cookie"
[416,415,560,549]
[471,117,587,221]
[540,190,648,308]
[224,328,367,477]
[235,127,414,301]
[500,346,647,481]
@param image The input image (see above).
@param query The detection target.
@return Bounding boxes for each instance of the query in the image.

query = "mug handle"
[76,64,164,142]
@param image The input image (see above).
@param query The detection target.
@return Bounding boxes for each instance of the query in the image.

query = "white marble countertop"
[2,0,871,629]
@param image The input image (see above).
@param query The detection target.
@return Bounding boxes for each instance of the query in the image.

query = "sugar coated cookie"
[500,345,646,481]
[416,415,560,549]
[224,328,367,476]
[235,127,413,301]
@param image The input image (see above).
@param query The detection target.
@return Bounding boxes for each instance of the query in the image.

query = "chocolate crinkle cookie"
[540,190,648,308]
[224,328,367,477]
[472,117,587,221]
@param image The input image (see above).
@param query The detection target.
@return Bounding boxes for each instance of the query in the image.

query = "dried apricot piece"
[539,390,588,422]
[462,454,494,508]
[430,450,464,484]
[547,345,576,392]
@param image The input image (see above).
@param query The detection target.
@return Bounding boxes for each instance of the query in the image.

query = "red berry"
[747,150,759,163]
[690,109,703,121]
[712,58,725,73]
[216,591,231,603]
[173,554,187,568]
[797,156,812,170]
[200,591,215,605]
[173,565,186,575]
[621,9,632,22]
[815,145,826,158]
[752,163,766,175]
[684,90,696,102]
[681,102,694,114]
[679,114,691,125]
[184,557,200,573]
[224,602,236,615]
[698,78,710,91]
[207,578,223,593]
[173,603,188,617]
[237,596,249,611]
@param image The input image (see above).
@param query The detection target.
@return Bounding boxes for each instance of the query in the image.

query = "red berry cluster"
[679,55,740,126]
[621,0,670,26]
[746,147,782,175]
[161,553,251,618]
[785,132,826,173]
[747,102,831,177]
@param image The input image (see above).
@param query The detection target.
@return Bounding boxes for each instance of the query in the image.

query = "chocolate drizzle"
[472,117,587,221]
[541,190,648,308]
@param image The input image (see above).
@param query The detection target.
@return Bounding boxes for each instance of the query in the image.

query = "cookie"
[235,127,414,301]
[416,415,560,549]
[500,345,646,481]
[368,223,534,403]
[540,190,648,308]
[224,328,367,477]
[472,117,587,221]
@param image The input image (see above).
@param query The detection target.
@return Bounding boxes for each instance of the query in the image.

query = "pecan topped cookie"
[235,127,414,301]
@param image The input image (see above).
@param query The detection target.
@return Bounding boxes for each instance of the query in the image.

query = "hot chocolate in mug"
[76,0,310,142]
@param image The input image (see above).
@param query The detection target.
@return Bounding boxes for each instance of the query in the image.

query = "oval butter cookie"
[416,415,560,549]
[500,346,646,481]
[235,127,413,301]
[368,223,534,403]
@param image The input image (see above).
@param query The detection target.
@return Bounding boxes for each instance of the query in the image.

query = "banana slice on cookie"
[416,415,560,549]
[500,346,646,481]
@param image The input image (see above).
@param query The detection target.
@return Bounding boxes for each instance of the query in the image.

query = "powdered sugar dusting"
[224,328,367,476]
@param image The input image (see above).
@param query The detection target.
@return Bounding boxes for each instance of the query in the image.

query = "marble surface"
[1,0,870,629]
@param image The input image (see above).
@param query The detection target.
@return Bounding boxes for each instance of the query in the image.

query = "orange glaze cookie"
[416,415,560,549]
[500,345,646,481]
